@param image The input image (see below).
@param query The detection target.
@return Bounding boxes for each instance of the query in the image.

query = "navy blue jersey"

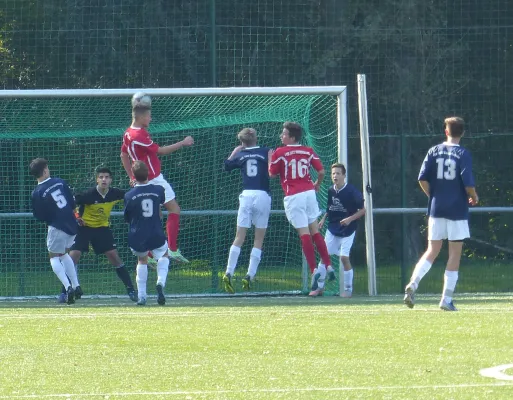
[326,184,364,237]
[418,143,475,220]
[31,177,78,235]
[224,146,270,193]
[124,184,166,252]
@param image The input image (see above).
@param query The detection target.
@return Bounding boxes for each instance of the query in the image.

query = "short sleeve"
[418,152,431,181]
[460,151,475,187]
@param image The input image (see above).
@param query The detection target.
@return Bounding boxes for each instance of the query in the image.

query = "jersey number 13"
[436,157,456,180]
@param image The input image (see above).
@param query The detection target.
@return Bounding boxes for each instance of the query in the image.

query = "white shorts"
[428,217,470,241]
[131,241,169,260]
[325,230,356,257]
[149,174,176,204]
[283,190,321,229]
[47,226,76,254]
[237,190,271,229]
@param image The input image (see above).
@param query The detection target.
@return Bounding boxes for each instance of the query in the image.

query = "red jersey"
[269,144,323,196]
[121,126,161,180]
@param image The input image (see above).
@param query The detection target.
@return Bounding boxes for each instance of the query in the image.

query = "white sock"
[50,257,70,288]
[442,270,459,303]
[247,248,262,278]
[316,263,327,289]
[226,245,241,275]
[60,254,79,288]
[343,269,353,292]
[410,259,433,290]
[327,265,335,273]
[156,257,170,287]
[136,264,148,298]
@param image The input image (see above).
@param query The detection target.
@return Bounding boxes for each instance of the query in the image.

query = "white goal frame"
[0,86,348,299]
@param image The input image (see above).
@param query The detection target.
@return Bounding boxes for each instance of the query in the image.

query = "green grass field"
[1,295,513,399]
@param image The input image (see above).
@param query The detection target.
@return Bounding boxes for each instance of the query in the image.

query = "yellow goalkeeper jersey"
[75,186,125,228]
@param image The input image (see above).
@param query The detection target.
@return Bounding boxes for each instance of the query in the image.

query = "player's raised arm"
[224,145,244,171]
[157,136,194,156]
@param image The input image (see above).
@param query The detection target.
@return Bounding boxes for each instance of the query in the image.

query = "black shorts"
[71,226,117,255]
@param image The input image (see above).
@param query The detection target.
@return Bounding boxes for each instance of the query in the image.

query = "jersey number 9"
[141,199,153,217]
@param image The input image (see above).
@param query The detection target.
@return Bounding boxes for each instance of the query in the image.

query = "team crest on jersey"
[329,197,347,212]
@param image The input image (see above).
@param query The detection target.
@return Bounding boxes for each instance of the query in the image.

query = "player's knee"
[166,200,180,214]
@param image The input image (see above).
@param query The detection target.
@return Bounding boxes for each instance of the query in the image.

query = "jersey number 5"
[289,159,309,179]
[436,157,457,180]
[141,199,153,217]
[51,189,67,209]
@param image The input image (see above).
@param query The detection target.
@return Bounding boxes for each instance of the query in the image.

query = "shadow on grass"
[1,292,512,309]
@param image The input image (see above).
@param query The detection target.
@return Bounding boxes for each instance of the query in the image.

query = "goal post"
[0,86,348,298]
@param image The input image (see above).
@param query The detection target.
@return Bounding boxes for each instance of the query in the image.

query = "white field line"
[1,382,513,398]
[480,364,513,381]
[2,306,513,319]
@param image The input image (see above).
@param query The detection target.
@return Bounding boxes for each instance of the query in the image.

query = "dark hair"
[331,163,346,175]
[96,167,112,177]
[444,117,465,138]
[29,158,48,178]
[132,161,149,182]
[283,121,303,142]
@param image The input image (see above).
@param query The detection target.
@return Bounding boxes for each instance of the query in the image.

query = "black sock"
[115,264,134,289]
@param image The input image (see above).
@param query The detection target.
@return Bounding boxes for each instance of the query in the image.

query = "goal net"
[0,87,347,298]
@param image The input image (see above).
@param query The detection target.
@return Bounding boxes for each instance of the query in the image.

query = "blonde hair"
[237,128,257,146]
[132,107,151,121]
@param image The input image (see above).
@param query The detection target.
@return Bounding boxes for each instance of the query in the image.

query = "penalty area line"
[1,382,513,398]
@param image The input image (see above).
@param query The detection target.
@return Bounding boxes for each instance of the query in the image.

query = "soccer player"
[404,117,478,311]
[318,163,366,298]
[268,122,332,296]
[222,128,272,293]
[120,103,193,263]
[57,167,136,303]
[124,161,170,306]
[30,158,80,305]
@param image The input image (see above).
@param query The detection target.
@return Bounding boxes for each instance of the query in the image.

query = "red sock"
[166,213,179,252]
[300,234,317,273]
[312,232,331,267]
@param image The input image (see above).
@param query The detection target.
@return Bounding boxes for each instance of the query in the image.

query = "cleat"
[404,284,415,309]
[74,286,83,300]
[66,286,75,305]
[223,273,235,294]
[440,300,458,311]
[57,292,68,304]
[311,271,321,291]
[127,288,137,302]
[327,267,336,282]
[168,249,189,263]
[156,284,166,306]
[137,297,147,306]
[309,288,324,297]
[242,275,251,291]
[341,290,352,298]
